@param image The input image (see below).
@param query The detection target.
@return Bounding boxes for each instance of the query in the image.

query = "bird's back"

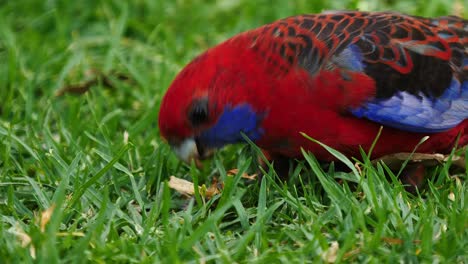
[240,11,467,134]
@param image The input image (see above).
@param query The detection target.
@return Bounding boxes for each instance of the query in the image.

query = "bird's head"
[158,38,274,164]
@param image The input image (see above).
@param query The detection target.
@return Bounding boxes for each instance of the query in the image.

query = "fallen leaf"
[448,192,455,202]
[56,232,85,237]
[168,176,222,199]
[382,237,403,245]
[321,241,339,263]
[343,248,361,260]
[40,204,56,232]
[227,169,258,180]
[204,177,222,198]
[55,70,132,96]
[372,152,466,170]
[10,223,36,259]
[382,237,421,245]
[168,176,197,197]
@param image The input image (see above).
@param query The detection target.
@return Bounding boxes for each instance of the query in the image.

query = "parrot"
[158,11,468,174]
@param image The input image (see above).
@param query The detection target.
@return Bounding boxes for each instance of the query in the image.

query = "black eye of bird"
[188,98,209,127]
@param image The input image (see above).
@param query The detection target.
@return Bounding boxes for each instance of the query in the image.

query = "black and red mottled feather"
[243,11,465,97]
[158,11,467,165]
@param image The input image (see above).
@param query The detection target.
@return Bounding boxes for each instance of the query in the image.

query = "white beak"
[171,138,216,166]
[173,138,199,164]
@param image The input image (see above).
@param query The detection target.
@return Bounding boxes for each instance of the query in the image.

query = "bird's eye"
[188,98,209,127]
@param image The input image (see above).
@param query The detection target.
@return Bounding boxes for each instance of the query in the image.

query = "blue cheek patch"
[198,104,264,148]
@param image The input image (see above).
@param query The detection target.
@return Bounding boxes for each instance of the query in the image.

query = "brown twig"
[55,70,132,96]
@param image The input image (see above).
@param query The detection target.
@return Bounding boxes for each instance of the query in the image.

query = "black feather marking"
[411,28,426,40]
[301,19,315,29]
[188,98,209,127]
[364,51,453,98]
[287,26,296,37]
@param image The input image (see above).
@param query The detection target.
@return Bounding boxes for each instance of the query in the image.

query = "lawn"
[0,0,466,263]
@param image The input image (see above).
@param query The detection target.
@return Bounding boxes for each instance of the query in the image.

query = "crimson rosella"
[158,11,467,168]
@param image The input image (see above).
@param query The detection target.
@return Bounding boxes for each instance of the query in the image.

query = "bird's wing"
[247,11,468,132]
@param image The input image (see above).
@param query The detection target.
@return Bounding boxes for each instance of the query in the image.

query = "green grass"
[0,0,466,263]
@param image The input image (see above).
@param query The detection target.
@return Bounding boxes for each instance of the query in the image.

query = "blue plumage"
[351,77,468,133]
[346,32,468,133]
[198,104,263,148]
[332,45,365,71]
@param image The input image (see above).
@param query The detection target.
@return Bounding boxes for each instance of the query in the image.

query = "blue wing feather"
[345,40,468,133]
[351,77,468,133]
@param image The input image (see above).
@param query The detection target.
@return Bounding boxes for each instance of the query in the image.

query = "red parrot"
[158,11,468,168]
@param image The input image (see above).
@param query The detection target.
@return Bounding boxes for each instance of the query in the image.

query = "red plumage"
[158,11,467,165]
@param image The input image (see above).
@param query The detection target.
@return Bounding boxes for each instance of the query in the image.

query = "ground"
[0,0,466,262]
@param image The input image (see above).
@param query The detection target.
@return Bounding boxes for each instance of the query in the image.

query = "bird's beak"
[172,138,215,167]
